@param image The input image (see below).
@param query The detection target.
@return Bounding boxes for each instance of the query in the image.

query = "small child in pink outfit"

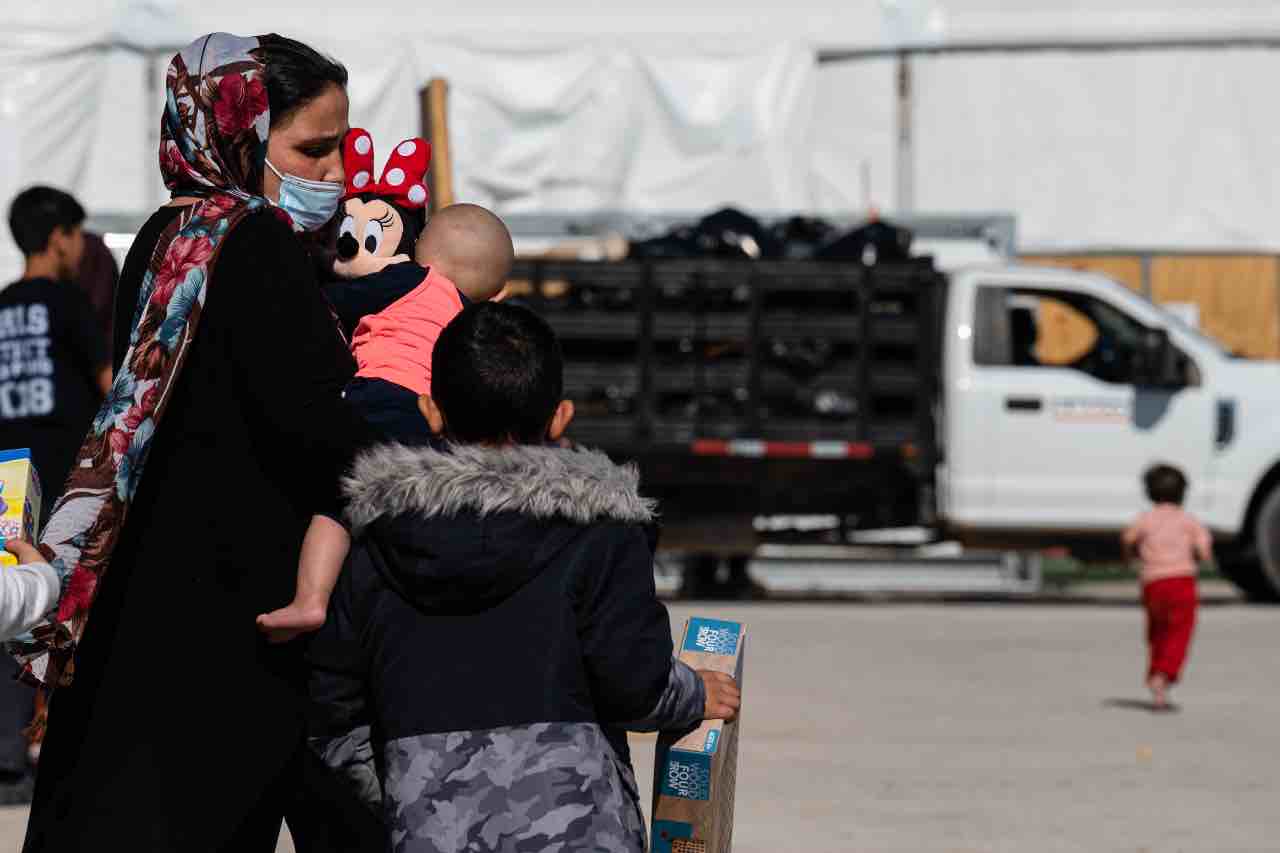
[257,204,514,642]
[334,203,515,446]
[1122,464,1211,709]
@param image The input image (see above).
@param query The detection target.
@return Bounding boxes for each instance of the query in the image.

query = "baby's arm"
[0,540,60,641]
[257,514,351,644]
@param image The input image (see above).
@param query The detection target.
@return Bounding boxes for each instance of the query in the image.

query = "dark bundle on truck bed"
[507,257,945,544]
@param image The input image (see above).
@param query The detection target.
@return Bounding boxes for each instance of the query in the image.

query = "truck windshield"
[1157,304,1229,355]
[1125,289,1230,356]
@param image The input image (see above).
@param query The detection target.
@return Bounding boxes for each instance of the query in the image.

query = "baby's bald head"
[414,203,514,302]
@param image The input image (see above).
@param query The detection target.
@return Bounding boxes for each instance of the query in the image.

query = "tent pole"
[420,79,455,213]
[895,52,914,214]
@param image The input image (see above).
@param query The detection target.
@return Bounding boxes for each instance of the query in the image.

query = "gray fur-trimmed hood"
[343,443,656,535]
[342,444,658,611]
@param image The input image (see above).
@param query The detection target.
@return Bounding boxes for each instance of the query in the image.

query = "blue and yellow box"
[652,616,745,853]
[0,449,42,567]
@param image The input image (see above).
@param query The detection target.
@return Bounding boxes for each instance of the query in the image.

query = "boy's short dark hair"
[8,186,86,256]
[433,302,563,444]
[1144,464,1187,505]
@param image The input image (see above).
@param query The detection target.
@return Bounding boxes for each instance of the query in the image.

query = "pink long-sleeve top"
[1122,503,1212,585]
[352,265,463,395]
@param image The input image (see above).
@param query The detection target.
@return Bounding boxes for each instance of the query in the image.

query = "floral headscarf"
[7,33,292,698]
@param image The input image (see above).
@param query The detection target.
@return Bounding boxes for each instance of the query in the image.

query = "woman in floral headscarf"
[15,33,380,852]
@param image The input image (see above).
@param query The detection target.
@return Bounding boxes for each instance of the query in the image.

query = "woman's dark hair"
[1144,464,1187,505]
[433,303,564,444]
[8,185,85,256]
[254,35,348,129]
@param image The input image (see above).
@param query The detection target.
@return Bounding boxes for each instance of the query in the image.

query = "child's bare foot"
[1147,673,1168,710]
[256,602,328,644]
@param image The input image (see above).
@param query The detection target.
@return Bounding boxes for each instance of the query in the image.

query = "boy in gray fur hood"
[308,302,741,853]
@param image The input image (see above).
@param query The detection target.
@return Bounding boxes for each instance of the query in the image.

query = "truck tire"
[1217,553,1276,602]
[1245,488,1280,602]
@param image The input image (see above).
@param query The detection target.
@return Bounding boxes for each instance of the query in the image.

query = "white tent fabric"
[913,47,1280,250]
[412,42,817,213]
[5,1,1280,280]
[0,13,825,280]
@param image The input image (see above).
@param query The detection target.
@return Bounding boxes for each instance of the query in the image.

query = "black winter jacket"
[308,443,705,853]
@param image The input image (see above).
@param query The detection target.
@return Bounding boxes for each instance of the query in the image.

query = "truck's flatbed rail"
[507,256,943,457]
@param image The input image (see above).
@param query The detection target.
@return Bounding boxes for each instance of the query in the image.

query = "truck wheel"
[1247,488,1280,602]
[1217,553,1276,602]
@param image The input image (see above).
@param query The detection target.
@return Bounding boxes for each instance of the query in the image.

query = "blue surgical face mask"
[265,158,344,232]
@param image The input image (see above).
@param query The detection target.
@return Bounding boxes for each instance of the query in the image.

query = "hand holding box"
[0,449,42,567]
[653,616,745,853]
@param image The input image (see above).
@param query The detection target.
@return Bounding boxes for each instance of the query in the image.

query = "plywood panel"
[1020,254,1145,293]
[1150,255,1280,359]
[1035,296,1098,366]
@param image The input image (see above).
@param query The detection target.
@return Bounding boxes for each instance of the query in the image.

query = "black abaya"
[22,206,381,852]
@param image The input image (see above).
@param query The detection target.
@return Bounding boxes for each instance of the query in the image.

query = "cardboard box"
[0,449,41,567]
[652,616,745,853]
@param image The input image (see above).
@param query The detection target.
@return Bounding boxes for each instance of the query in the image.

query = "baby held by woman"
[257,202,514,641]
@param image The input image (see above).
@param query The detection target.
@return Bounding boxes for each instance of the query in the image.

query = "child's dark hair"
[1144,464,1187,505]
[8,186,85,256]
[432,302,563,444]
[254,35,348,129]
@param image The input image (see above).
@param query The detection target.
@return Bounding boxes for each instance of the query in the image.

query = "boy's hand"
[699,670,741,722]
[3,539,44,565]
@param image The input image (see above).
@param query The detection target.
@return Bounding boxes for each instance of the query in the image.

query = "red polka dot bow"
[341,128,432,209]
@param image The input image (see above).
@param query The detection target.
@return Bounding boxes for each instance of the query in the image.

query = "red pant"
[1143,576,1198,683]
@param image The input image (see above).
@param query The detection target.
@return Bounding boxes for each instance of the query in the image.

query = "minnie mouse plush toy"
[326,128,432,336]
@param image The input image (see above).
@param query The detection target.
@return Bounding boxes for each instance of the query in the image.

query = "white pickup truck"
[940,265,1279,599]
[497,254,1280,600]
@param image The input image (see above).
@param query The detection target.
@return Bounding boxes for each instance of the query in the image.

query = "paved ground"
[0,597,1273,851]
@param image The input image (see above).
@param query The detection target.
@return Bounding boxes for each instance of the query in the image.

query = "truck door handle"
[1005,396,1043,412]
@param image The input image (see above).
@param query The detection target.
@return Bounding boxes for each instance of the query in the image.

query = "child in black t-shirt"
[1,186,111,511]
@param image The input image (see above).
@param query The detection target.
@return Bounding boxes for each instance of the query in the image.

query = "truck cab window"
[1081,298,1149,382]
[974,286,1177,385]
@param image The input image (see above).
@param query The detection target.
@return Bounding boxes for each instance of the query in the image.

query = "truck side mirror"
[1134,328,1183,388]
